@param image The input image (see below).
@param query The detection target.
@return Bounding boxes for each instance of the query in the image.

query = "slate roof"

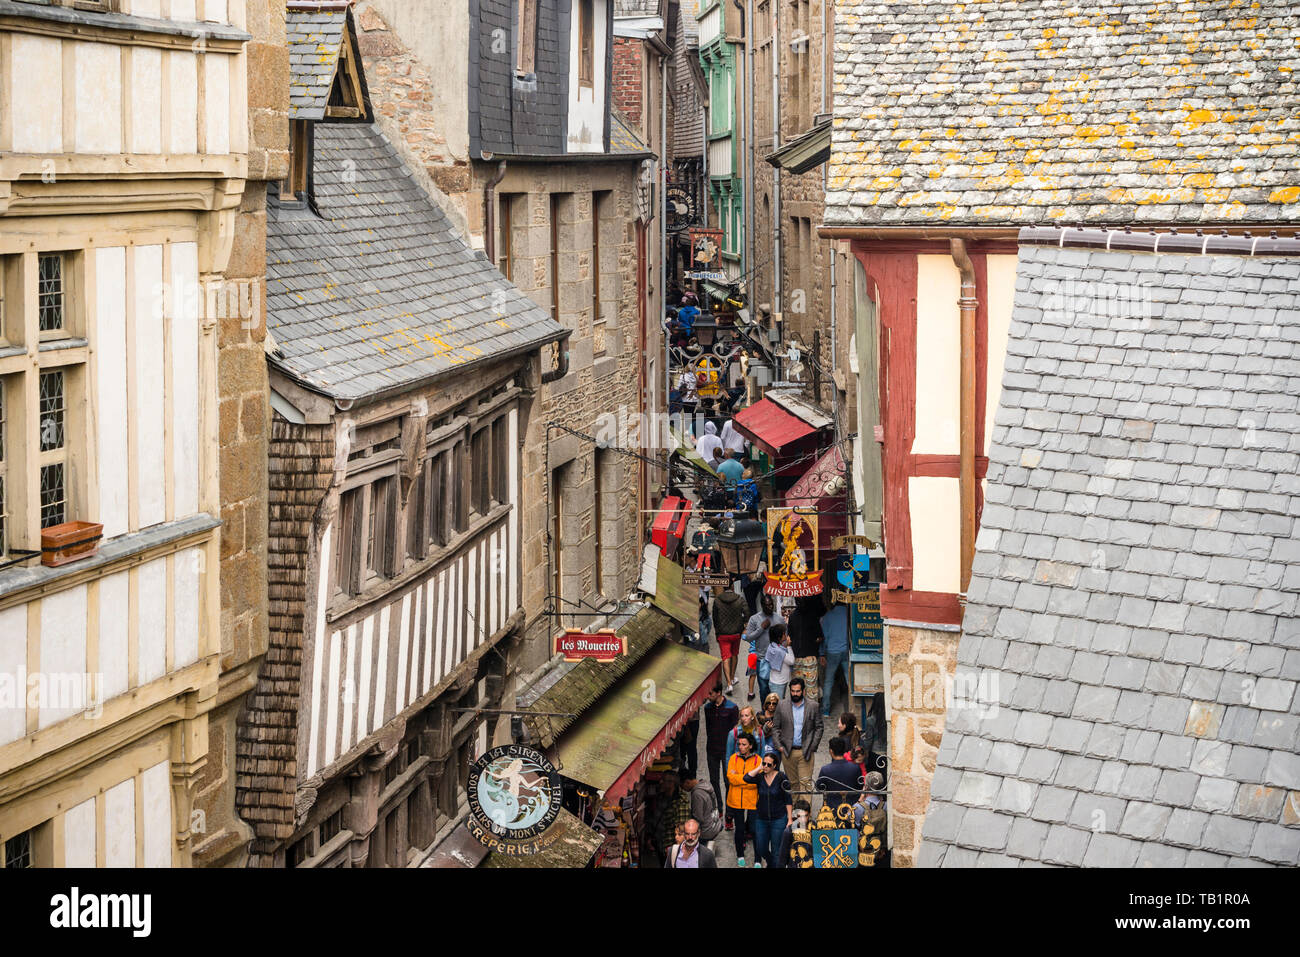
[614,0,663,16]
[286,4,348,119]
[827,0,1300,227]
[917,237,1300,867]
[611,112,652,156]
[266,123,565,401]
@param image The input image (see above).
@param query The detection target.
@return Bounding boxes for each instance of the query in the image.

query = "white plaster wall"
[985,255,1017,455]
[170,0,197,20]
[63,797,97,867]
[131,0,162,18]
[0,606,26,746]
[75,42,123,155]
[140,760,172,867]
[38,586,88,730]
[909,476,960,594]
[912,255,960,456]
[131,48,164,154]
[170,242,201,517]
[137,557,168,685]
[133,245,166,528]
[103,778,136,867]
[95,247,130,539]
[10,35,62,153]
[567,1,609,152]
[204,0,229,24]
[169,52,199,154]
[205,53,230,155]
[98,571,130,701]
[173,547,201,668]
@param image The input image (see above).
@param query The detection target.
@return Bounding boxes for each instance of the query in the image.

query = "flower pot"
[41,521,103,567]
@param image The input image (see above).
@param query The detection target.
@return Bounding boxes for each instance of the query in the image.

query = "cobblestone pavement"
[692,624,852,869]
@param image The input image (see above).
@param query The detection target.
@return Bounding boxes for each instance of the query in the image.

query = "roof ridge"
[1020,225,1300,257]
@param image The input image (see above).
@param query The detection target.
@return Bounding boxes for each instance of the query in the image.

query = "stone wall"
[886,622,961,867]
[193,0,285,868]
[355,2,475,238]
[484,162,647,677]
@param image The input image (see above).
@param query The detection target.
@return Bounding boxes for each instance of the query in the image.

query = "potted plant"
[41,520,103,567]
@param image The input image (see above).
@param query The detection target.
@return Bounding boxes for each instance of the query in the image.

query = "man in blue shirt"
[771,678,822,799]
[819,603,850,718]
[716,449,745,486]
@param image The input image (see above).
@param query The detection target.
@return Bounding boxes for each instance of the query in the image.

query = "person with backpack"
[712,583,749,693]
[680,771,722,845]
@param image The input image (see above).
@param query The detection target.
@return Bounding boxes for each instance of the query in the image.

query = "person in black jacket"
[775,800,812,868]
[702,684,740,828]
[786,594,825,709]
[666,818,717,868]
[743,752,793,867]
[816,735,866,814]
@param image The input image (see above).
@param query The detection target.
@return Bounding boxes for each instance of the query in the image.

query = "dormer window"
[516,0,537,76]
[281,120,311,203]
[578,0,594,89]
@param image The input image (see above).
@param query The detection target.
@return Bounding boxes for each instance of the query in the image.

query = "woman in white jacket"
[764,623,795,699]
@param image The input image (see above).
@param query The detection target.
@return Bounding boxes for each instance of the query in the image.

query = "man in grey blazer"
[770,677,824,798]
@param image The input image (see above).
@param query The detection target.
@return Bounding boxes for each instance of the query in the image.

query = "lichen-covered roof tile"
[828,0,1300,226]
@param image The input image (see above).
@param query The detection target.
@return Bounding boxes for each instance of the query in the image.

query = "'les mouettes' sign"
[554,629,627,663]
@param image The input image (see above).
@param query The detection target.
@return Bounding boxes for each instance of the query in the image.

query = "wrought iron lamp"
[716,516,767,576]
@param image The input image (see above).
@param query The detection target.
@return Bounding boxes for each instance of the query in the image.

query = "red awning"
[732,397,818,457]
[650,496,692,556]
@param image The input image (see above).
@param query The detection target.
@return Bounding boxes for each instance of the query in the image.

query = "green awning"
[548,641,721,803]
[480,809,603,869]
[766,120,832,174]
[523,605,677,749]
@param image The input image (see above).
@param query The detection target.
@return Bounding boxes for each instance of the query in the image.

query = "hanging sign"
[686,228,726,281]
[554,628,627,662]
[682,570,732,587]
[850,589,883,660]
[830,554,874,606]
[465,744,564,855]
[763,507,823,597]
[831,535,878,550]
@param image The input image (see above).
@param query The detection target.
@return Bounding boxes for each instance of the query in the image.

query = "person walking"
[759,693,780,753]
[765,624,795,699]
[775,800,812,868]
[770,677,823,798]
[725,733,762,867]
[702,684,739,828]
[696,420,723,469]
[820,602,851,719]
[724,706,767,768]
[681,771,723,846]
[787,595,825,709]
[742,594,785,702]
[666,818,717,869]
[711,583,748,693]
[743,752,793,868]
[716,448,745,486]
[815,735,865,815]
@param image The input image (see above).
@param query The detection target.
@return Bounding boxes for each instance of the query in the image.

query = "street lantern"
[716,516,767,576]
[694,314,718,347]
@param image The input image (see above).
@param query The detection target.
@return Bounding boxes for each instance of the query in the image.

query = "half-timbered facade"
[0,0,250,867]
[236,4,565,866]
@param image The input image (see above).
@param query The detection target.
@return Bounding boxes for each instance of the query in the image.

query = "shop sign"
[831,535,878,550]
[763,508,823,597]
[465,744,564,855]
[789,802,884,869]
[850,588,883,659]
[554,628,627,662]
[682,569,731,587]
[686,228,726,281]
[830,554,874,606]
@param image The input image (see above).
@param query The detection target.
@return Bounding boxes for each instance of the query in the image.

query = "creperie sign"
[554,629,627,662]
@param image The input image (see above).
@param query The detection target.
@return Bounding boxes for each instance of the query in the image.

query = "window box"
[40,519,102,567]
